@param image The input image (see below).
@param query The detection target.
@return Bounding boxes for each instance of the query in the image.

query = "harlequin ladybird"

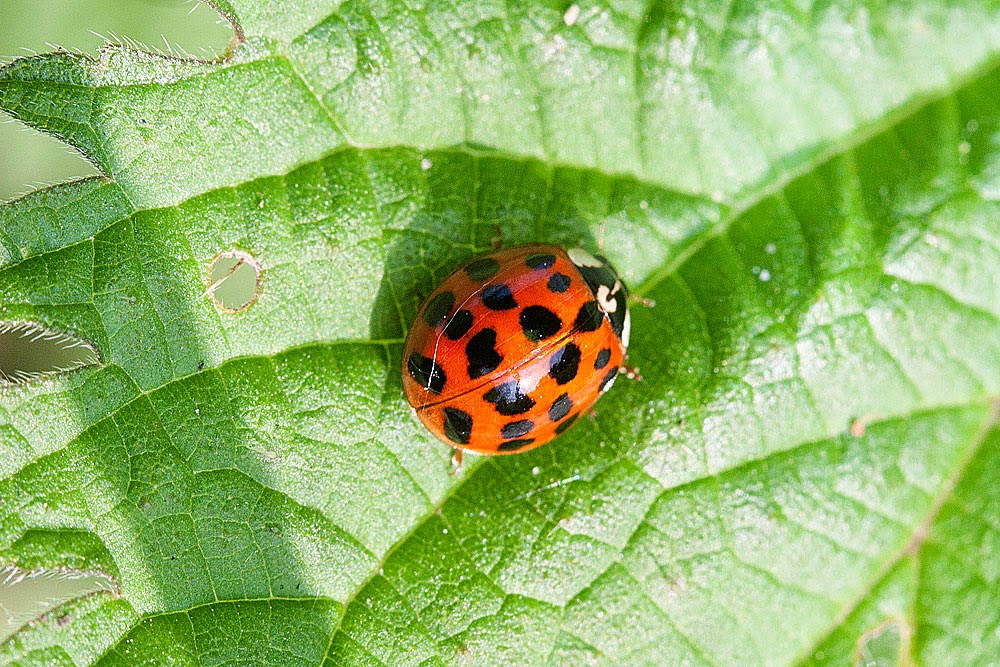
[402,243,630,455]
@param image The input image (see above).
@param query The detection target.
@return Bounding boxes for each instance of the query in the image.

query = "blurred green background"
[0,0,233,202]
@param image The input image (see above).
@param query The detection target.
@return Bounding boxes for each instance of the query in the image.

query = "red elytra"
[402,243,630,455]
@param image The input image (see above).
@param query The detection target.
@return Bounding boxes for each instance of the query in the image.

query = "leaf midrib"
[5,55,995,277]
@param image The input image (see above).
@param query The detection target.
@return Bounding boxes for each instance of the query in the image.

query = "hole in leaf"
[854,618,911,667]
[0,564,118,642]
[207,249,261,312]
[0,321,100,385]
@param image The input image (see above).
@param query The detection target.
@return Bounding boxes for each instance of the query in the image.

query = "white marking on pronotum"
[596,285,615,312]
[596,280,623,314]
[621,307,631,348]
[567,247,603,268]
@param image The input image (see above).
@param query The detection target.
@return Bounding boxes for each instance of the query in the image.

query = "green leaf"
[1,1,998,665]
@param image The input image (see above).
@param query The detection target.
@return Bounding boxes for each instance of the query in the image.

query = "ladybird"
[402,243,630,455]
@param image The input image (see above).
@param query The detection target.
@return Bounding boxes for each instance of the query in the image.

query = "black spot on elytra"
[548,393,573,422]
[548,343,581,385]
[497,438,535,452]
[407,352,446,394]
[444,309,474,340]
[464,257,500,282]
[574,300,603,332]
[594,348,612,370]
[526,253,556,270]
[547,272,571,293]
[466,328,502,379]
[422,291,456,326]
[482,284,517,310]
[600,366,619,392]
[443,407,473,444]
[555,413,578,435]
[483,380,536,416]
[519,305,562,343]
[500,420,534,439]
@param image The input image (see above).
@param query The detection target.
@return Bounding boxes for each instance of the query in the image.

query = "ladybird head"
[566,247,630,349]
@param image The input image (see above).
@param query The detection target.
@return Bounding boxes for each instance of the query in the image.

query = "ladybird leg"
[620,363,642,382]
[491,224,503,250]
[629,294,656,308]
[450,449,464,475]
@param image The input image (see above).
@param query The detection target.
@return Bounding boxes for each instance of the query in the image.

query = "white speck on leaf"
[564,4,581,26]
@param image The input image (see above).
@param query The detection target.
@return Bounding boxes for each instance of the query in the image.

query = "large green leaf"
[1,1,998,664]
[0,0,232,201]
